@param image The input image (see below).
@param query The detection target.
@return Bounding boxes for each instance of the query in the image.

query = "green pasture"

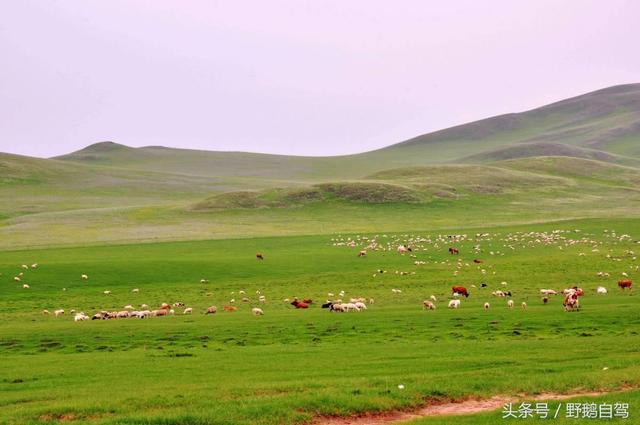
[1,218,639,424]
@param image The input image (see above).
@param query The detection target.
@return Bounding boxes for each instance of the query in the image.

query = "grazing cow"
[291,300,309,309]
[357,250,367,257]
[449,247,459,255]
[448,299,460,309]
[423,300,436,310]
[563,293,580,312]
[256,253,264,260]
[451,286,469,298]
[618,279,633,290]
[205,306,217,314]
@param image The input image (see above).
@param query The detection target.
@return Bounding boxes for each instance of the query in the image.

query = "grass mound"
[193,182,419,210]
[458,142,620,163]
[315,182,418,203]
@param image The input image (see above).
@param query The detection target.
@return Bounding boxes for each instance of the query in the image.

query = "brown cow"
[451,286,469,298]
[449,247,459,255]
[291,300,309,309]
[618,279,633,290]
[256,253,264,260]
[223,305,238,312]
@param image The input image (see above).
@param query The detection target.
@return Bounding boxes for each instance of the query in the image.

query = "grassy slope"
[3,155,640,248]
[0,218,638,424]
[53,84,640,181]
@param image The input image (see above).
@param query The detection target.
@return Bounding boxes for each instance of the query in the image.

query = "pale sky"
[1,0,639,158]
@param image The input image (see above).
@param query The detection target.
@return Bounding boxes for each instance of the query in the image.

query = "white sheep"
[54,309,65,317]
[81,274,88,280]
[448,299,460,309]
[507,300,514,309]
[22,284,30,289]
[132,288,139,293]
[343,302,359,312]
[423,300,436,310]
[521,302,527,310]
[42,309,50,315]
[74,313,89,322]
[354,302,367,310]
[183,307,193,314]
[124,305,134,310]
[103,290,111,295]
[483,302,490,310]
[597,286,608,294]
[251,307,264,316]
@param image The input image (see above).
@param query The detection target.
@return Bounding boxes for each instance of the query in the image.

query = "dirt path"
[314,389,622,425]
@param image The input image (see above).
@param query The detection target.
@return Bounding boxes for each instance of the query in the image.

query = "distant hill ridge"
[49,83,640,180]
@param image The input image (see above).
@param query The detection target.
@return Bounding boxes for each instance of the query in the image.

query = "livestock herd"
[334,228,636,313]
[7,228,637,323]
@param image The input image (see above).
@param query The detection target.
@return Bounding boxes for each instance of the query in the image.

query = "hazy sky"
[2,0,639,158]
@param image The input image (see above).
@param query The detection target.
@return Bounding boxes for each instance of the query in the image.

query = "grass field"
[1,218,639,424]
[2,84,640,424]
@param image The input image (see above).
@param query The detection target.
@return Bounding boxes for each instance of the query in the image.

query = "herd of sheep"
[8,228,637,323]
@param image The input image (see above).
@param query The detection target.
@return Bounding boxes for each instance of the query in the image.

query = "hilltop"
[52,84,640,181]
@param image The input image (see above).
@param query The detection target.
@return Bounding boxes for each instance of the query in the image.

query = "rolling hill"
[53,83,640,180]
[0,83,639,247]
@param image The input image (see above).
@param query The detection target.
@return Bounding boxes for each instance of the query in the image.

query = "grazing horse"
[449,247,459,255]
[618,279,633,290]
[256,253,264,260]
[451,286,469,298]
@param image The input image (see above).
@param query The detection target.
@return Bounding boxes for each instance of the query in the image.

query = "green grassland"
[1,218,639,424]
[3,155,640,249]
[2,83,640,424]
